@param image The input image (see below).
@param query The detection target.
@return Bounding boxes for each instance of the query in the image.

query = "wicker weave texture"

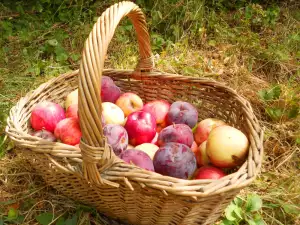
[6,1,264,225]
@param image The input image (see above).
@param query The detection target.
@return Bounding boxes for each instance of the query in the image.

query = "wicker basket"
[6,1,264,225]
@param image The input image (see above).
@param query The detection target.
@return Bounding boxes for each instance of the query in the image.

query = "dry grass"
[0,1,299,224]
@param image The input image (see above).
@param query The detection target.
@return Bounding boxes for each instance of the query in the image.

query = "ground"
[0,1,299,225]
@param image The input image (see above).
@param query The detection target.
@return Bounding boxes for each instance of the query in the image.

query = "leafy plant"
[219,194,266,225]
[258,84,299,121]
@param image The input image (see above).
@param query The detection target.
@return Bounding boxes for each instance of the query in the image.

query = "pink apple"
[194,118,226,145]
[116,93,143,117]
[54,118,82,146]
[124,111,156,146]
[101,102,125,125]
[142,100,170,132]
[194,166,225,180]
[30,101,65,132]
[66,104,78,119]
[206,125,249,168]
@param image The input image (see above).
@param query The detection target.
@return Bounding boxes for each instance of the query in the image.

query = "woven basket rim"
[6,67,264,197]
[5,1,264,198]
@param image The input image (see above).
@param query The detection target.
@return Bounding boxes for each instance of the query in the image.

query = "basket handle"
[78,1,153,185]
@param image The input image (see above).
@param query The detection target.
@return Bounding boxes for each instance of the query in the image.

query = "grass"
[1,0,299,224]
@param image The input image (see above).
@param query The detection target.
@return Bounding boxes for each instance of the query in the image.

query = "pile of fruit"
[29,76,249,180]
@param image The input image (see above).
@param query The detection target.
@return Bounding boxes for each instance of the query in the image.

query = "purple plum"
[153,142,197,179]
[101,76,121,103]
[167,101,198,129]
[119,149,154,171]
[103,124,128,156]
[157,124,194,147]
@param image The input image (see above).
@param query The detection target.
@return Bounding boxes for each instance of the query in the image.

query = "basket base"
[17,149,241,225]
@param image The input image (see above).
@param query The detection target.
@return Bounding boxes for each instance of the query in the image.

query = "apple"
[142,100,170,132]
[124,111,156,146]
[65,89,78,109]
[191,141,198,153]
[101,76,121,103]
[194,141,210,167]
[116,93,143,117]
[101,102,125,125]
[66,104,78,119]
[127,144,135,149]
[135,143,159,160]
[194,118,226,145]
[206,125,249,168]
[151,132,158,145]
[194,166,225,180]
[167,101,198,129]
[30,101,65,132]
[54,118,82,146]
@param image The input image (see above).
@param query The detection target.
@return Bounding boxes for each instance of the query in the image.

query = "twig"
[0,11,36,20]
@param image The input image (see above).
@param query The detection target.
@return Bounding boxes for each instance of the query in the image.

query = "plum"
[103,124,128,156]
[157,124,194,147]
[119,149,154,171]
[153,142,197,179]
[167,101,198,129]
[101,76,121,103]
[32,130,56,142]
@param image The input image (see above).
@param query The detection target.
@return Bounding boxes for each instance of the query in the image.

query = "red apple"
[30,101,66,132]
[101,102,125,125]
[143,100,170,132]
[206,125,249,168]
[54,118,82,146]
[191,141,198,153]
[194,166,225,180]
[194,141,210,167]
[124,111,156,146]
[66,104,78,119]
[116,93,144,117]
[65,89,78,109]
[194,118,226,145]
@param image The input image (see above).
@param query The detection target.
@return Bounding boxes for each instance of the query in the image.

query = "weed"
[0,0,299,224]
